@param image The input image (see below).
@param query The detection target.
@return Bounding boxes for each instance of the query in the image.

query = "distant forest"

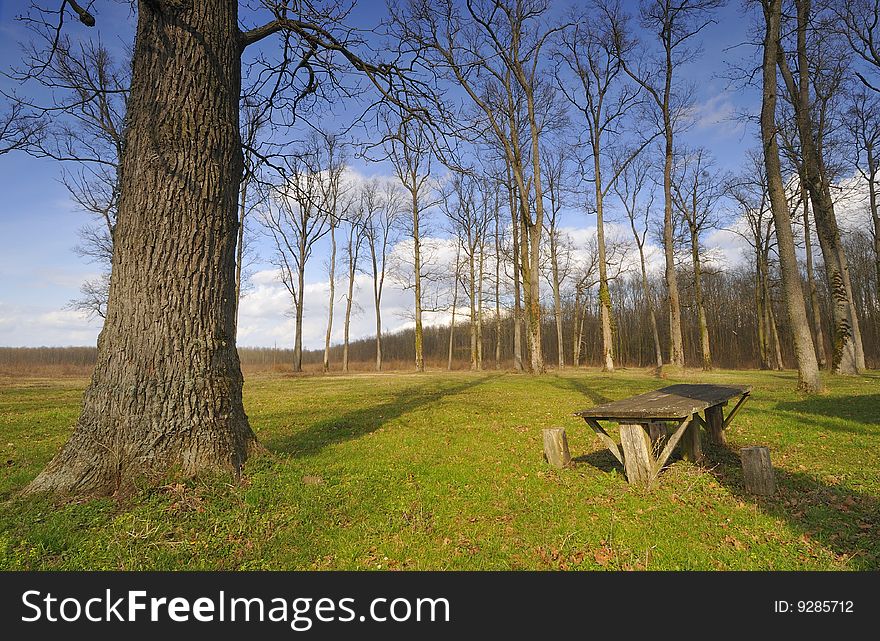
[5,247,878,374]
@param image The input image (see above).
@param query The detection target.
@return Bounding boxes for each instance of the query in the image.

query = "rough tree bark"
[777,0,863,374]
[27,0,258,495]
[759,0,823,393]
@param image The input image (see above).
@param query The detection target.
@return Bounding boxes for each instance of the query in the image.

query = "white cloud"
[0,303,101,346]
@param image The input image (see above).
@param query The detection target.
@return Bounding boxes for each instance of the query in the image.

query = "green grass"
[1,368,878,570]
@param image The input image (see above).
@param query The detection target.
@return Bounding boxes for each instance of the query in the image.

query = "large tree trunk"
[783,0,861,375]
[801,180,827,368]
[760,0,822,393]
[323,223,336,373]
[26,0,258,495]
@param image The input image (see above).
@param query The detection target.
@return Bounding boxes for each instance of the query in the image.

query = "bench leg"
[681,416,704,464]
[706,405,725,446]
[620,423,655,487]
[647,421,667,452]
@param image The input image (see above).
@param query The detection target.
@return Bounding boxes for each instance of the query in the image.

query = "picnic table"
[574,384,751,486]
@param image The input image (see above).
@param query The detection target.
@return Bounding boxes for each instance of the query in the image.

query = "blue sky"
[0,0,763,349]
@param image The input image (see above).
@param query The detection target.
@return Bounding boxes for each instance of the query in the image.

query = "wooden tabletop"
[574,384,751,421]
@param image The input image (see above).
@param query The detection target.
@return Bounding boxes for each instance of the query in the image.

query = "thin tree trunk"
[448,244,461,371]
[662,70,685,368]
[594,153,614,372]
[637,243,663,371]
[572,288,582,367]
[323,222,336,373]
[550,231,565,369]
[234,176,247,338]
[690,226,712,370]
[412,188,424,372]
[477,239,485,370]
[509,178,524,371]
[868,146,880,295]
[760,0,823,392]
[342,239,357,374]
[469,243,478,370]
[26,0,258,495]
[373,250,382,372]
[766,277,785,370]
[494,202,502,369]
[755,256,769,369]
[293,260,305,373]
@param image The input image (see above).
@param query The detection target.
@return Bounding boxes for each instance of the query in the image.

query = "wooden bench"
[574,384,751,487]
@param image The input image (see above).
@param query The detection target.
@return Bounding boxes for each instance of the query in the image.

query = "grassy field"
[0,368,878,570]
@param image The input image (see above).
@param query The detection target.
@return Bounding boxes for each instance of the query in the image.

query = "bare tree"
[314,133,348,373]
[844,88,880,295]
[0,103,36,155]
[729,153,786,371]
[541,143,575,369]
[775,0,865,374]
[671,147,725,370]
[556,2,652,371]
[392,0,565,373]
[341,198,367,373]
[234,101,268,338]
[363,180,403,371]
[613,154,663,371]
[7,37,129,319]
[831,0,880,92]
[262,140,332,372]
[758,0,823,392]
[447,239,463,371]
[8,0,419,496]
[609,0,724,368]
[383,109,438,372]
[441,172,492,369]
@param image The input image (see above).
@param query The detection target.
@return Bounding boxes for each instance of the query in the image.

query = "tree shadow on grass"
[703,443,880,568]
[262,376,491,458]
[572,449,621,473]
[775,394,880,428]
[550,376,612,406]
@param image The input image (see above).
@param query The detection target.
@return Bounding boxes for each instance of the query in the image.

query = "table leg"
[619,423,655,487]
[706,405,725,445]
[681,416,704,464]
[647,421,667,451]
